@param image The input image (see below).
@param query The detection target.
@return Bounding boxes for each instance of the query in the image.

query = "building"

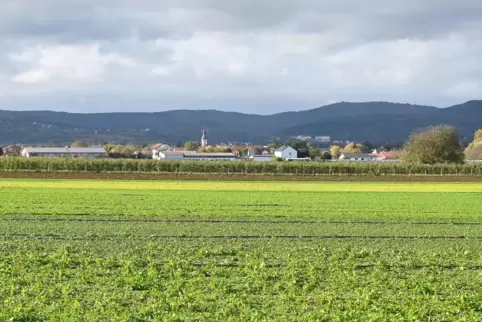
[2,145,23,156]
[201,129,208,147]
[315,136,331,143]
[249,155,274,162]
[291,135,312,141]
[274,146,298,159]
[339,153,378,161]
[155,151,237,161]
[183,152,237,161]
[21,147,107,158]
[156,151,184,160]
[152,144,185,159]
[371,151,401,162]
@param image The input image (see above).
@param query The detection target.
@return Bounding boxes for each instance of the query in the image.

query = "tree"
[320,151,332,160]
[271,138,280,151]
[121,145,138,156]
[184,141,198,151]
[474,129,482,143]
[287,141,309,158]
[464,129,482,160]
[141,146,153,158]
[402,125,464,164]
[307,143,321,159]
[330,145,343,159]
[342,143,366,153]
[198,146,232,153]
[71,141,89,148]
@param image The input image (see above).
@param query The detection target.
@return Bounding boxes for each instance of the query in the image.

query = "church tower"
[201,129,208,147]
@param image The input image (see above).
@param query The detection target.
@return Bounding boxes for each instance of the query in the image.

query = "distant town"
[0,129,402,162]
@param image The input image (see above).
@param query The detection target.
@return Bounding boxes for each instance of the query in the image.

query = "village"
[0,129,399,162]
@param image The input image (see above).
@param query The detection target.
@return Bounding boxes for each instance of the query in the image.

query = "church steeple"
[201,129,208,147]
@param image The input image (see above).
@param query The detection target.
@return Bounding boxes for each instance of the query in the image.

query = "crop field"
[1,179,482,321]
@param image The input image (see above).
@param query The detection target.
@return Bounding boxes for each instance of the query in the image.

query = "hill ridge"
[0,100,481,145]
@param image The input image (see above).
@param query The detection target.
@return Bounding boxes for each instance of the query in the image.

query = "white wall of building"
[275,146,297,159]
[158,152,184,160]
[250,155,273,162]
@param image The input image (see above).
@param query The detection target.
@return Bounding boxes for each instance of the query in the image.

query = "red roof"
[374,151,398,159]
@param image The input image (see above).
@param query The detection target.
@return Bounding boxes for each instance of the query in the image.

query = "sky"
[1,0,482,114]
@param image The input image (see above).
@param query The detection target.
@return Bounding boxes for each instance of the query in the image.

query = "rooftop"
[340,153,374,158]
[24,147,107,154]
[275,145,293,152]
[183,152,236,157]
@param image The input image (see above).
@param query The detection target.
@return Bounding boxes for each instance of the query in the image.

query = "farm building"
[249,155,274,162]
[274,146,298,159]
[21,147,108,158]
[155,152,237,161]
[2,145,23,156]
[339,153,378,162]
[183,152,237,161]
[155,151,184,160]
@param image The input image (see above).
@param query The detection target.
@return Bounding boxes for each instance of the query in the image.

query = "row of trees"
[465,130,482,160]
[326,126,482,164]
[387,125,481,164]
[3,157,482,175]
[329,143,368,159]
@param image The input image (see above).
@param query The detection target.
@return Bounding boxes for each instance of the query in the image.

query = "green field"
[1,179,482,321]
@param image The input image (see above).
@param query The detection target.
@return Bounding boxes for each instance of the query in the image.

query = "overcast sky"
[1,0,481,114]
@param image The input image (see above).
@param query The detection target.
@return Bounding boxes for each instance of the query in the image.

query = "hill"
[0,100,480,145]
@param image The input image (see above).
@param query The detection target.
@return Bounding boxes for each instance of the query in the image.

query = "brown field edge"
[2,171,482,182]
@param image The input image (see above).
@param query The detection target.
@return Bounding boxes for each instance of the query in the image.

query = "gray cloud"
[0,0,481,113]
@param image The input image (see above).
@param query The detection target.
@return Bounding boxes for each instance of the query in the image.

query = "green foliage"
[286,142,321,159]
[70,141,89,148]
[1,180,482,320]
[184,141,198,151]
[342,142,367,153]
[271,137,280,151]
[319,151,332,160]
[474,129,482,142]
[402,125,465,164]
[198,146,232,153]
[104,144,139,159]
[465,129,482,160]
[329,145,342,159]
[3,157,482,175]
[465,142,482,160]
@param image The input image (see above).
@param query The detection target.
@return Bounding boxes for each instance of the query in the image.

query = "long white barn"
[154,151,237,161]
[21,147,107,158]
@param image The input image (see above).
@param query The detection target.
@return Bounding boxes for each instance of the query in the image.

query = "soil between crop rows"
[3,171,482,182]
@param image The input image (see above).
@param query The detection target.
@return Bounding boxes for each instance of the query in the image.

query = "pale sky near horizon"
[1,0,481,114]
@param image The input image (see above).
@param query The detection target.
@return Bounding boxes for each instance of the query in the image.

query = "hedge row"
[1,157,482,176]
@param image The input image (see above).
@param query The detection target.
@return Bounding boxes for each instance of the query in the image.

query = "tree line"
[4,125,481,164]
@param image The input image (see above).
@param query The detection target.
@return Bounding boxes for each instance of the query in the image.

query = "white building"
[21,147,107,158]
[249,155,274,162]
[183,152,237,161]
[339,153,378,162]
[201,129,208,147]
[157,151,184,160]
[155,152,237,161]
[315,136,331,143]
[274,146,298,159]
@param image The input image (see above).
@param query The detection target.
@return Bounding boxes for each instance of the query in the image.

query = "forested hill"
[0,100,481,145]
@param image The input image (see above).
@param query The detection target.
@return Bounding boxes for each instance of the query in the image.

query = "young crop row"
[1,237,482,321]
[2,157,482,175]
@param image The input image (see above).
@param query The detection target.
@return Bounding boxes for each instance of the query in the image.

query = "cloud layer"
[1,0,481,113]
